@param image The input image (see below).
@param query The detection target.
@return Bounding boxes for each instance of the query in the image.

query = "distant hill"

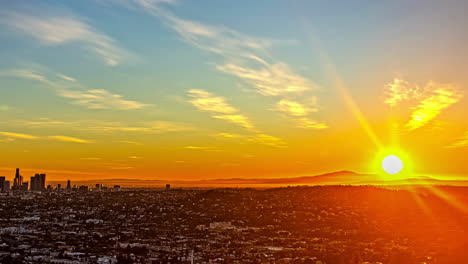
[47,171,468,188]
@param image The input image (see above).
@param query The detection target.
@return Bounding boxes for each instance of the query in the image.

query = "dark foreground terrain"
[0,186,467,264]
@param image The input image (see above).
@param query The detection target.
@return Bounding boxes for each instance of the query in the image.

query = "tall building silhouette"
[3,181,10,191]
[66,180,72,191]
[30,174,46,191]
[13,168,23,190]
[0,176,5,191]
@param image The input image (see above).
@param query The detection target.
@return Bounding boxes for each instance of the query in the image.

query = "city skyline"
[1,0,467,181]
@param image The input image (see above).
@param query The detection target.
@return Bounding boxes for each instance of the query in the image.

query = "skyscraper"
[3,181,10,191]
[66,180,71,191]
[13,168,23,190]
[30,174,46,191]
[0,176,5,192]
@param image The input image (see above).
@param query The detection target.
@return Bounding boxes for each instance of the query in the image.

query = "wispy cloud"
[273,99,327,130]
[48,135,93,144]
[0,131,39,140]
[217,63,317,96]
[384,79,463,131]
[3,68,149,110]
[274,99,317,117]
[187,89,237,114]
[184,146,220,152]
[133,0,326,127]
[57,89,148,110]
[0,10,129,66]
[295,118,328,130]
[448,131,468,148]
[384,79,414,107]
[13,118,193,134]
[212,114,255,130]
[406,84,463,131]
[0,131,92,143]
[188,89,254,130]
[187,89,285,146]
[214,132,286,148]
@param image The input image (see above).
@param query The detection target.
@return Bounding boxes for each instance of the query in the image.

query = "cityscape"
[1,169,122,193]
[0,168,467,263]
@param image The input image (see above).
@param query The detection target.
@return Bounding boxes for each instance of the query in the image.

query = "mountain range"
[47,171,468,188]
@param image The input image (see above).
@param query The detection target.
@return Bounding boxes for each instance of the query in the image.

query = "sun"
[382,155,403,175]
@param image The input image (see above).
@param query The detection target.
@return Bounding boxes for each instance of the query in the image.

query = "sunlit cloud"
[0,10,129,66]
[217,63,317,96]
[273,99,326,130]
[187,89,255,131]
[447,131,468,148]
[247,134,286,148]
[58,89,149,110]
[48,135,93,144]
[214,132,286,148]
[384,78,414,107]
[296,118,328,130]
[216,133,243,138]
[132,0,324,124]
[188,89,238,114]
[274,99,317,117]
[12,118,193,134]
[184,146,220,152]
[3,68,149,110]
[212,114,255,130]
[115,141,144,145]
[384,79,463,131]
[0,131,93,143]
[94,121,194,133]
[0,131,39,140]
[406,83,463,131]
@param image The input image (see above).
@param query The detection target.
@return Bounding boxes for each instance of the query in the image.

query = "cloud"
[384,79,463,131]
[115,140,143,145]
[0,131,92,143]
[184,146,220,152]
[247,134,286,148]
[214,132,286,148]
[13,118,193,134]
[133,0,326,125]
[0,131,39,140]
[448,131,468,148]
[188,89,255,130]
[272,99,326,130]
[48,135,93,144]
[295,118,328,130]
[136,1,318,96]
[384,79,414,107]
[212,114,255,130]
[187,89,238,114]
[0,10,129,66]
[405,83,463,131]
[93,121,193,133]
[3,68,149,110]
[57,89,149,110]
[217,63,317,96]
[274,99,317,117]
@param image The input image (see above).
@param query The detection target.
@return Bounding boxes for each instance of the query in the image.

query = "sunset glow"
[0,0,466,183]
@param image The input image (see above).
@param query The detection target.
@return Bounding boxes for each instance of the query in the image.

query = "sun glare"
[382,155,403,175]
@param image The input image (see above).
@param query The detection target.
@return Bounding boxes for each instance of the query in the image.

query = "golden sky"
[0,0,467,181]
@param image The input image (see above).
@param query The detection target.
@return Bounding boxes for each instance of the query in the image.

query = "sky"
[0,0,467,181]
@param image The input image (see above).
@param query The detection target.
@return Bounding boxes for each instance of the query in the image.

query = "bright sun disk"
[382,155,403,175]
